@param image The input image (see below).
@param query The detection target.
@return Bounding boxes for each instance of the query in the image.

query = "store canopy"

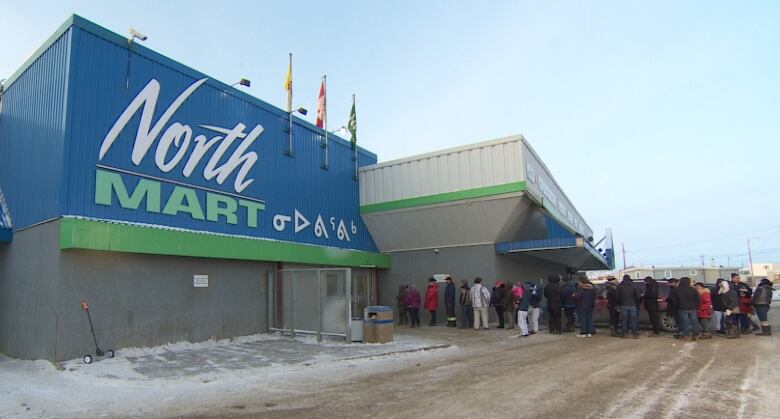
[495,214,612,270]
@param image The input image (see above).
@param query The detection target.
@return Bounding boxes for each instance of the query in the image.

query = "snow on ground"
[0,332,451,418]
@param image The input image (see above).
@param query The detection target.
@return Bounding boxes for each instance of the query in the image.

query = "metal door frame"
[268,268,352,342]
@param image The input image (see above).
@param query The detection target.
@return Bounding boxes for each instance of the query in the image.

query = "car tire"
[661,311,678,333]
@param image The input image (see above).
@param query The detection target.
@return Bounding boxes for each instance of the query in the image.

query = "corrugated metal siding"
[0,29,71,229]
[359,137,523,205]
[62,25,377,252]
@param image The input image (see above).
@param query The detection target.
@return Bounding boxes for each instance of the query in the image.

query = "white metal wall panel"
[359,135,524,205]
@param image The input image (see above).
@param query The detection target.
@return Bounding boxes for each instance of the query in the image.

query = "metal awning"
[495,214,613,270]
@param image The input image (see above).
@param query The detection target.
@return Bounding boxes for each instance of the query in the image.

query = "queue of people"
[394,273,774,339]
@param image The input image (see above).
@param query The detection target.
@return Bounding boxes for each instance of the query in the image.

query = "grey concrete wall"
[378,245,568,326]
[0,221,61,360]
[0,219,273,362]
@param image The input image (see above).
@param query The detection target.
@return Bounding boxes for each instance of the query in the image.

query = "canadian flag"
[315,79,326,129]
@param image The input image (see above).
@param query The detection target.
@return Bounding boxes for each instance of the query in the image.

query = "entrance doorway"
[269,268,378,342]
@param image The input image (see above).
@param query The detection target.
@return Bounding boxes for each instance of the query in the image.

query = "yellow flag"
[284,61,292,91]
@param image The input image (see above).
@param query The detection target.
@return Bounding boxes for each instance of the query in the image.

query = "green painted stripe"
[59,218,390,269]
[360,181,525,214]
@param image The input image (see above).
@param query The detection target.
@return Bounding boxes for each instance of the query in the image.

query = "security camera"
[129,28,148,42]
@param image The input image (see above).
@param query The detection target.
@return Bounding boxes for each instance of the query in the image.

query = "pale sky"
[1,1,778,268]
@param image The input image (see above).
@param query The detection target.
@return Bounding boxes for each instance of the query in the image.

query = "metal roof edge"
[1,14,377,162]
[360,133,525,171]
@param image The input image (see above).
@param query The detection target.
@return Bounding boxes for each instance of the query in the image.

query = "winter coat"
[740,296,753,315]
[503,284,516,308]
[513,285,530,312]
[676,282,700,311]
[667,286,679,314]
[643,280,659,310]
[617,279,641,307]
[543,282,562,308]
[405,288,421,309]
[732,281,753,298]
[396,286,408,308]
[561,280,577,308]
[526,282,542,308]
[574,282,596,313]
[719,282,739,311]
[491,286,506,307]
[711,286,726,311]
[470,284,491,309]
[459,283,472,306]
[606,284,619,308]
[444,282,457,309]
[697,288,712,319]
[424,283,439,310]
[752,284,774,306]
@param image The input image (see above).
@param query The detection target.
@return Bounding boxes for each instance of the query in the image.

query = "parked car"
[592,280,678,332]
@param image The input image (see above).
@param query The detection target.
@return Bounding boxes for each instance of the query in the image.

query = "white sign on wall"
[193,274,209,288]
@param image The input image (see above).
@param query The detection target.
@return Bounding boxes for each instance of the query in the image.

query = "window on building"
[664,270,672,279]
[689,270,698,276]
[635,271,642,279]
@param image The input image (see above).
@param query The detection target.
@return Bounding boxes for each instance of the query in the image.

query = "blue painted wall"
[1,16,379,253]
[0,29,71,230]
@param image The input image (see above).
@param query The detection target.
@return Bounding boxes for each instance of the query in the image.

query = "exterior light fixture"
[231,78,251,88]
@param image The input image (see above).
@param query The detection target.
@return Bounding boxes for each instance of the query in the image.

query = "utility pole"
[699,254,705,267]
[747,238,755,286]
[621,242,627,270]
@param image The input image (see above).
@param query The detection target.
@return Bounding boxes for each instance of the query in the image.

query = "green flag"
[348,95,357,150]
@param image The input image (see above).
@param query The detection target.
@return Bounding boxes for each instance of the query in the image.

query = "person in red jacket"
[424,277,440,326]
[695,282,713,339]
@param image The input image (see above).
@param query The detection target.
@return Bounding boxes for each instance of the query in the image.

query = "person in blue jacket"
[574,276,597,338]
[561,276,577,332]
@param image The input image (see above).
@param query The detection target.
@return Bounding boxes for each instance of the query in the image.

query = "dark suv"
[592,280,678,332]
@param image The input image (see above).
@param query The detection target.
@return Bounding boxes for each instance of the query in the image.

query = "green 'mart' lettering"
[207,193,238,224]
[95,169,161,212]
[238,199,265,228]
[163,186,205,220]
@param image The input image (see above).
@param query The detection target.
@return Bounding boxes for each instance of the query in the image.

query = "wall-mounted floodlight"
[293,107,307,115]
[129,28,148,43]
[331,125,348,135]
[231,78,251,88]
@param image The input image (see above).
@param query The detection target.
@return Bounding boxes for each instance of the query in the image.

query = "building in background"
[620,266,740,284]
[739,263,780,284]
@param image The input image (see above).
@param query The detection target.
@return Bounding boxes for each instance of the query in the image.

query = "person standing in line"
[527,280,543,335]
[617,275,641,339]
[459,279,473,329]
[730,273,753,334]
[643,276,661,337]
[561,276,577,333]
[711,278,727,334]
[396,285,409,326]
[605,277,621,337]
[405,285,421,328]
[666,278,681,337]
[752,278,774,336]
[491,281,507,328]
[503,279,517,330]
[574,276,596,338]
[424,277,439,326]
[470,277,491,330]
[694,282,713,339]
[444,276,457,328]
[543,275,562,335]
[675,277,701,341]
[513,280,530,337]
[719,280,740,339]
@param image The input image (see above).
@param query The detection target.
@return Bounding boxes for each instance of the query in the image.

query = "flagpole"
[352,93,358,180]
[322,75,329,169]
[286,53,293,156]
